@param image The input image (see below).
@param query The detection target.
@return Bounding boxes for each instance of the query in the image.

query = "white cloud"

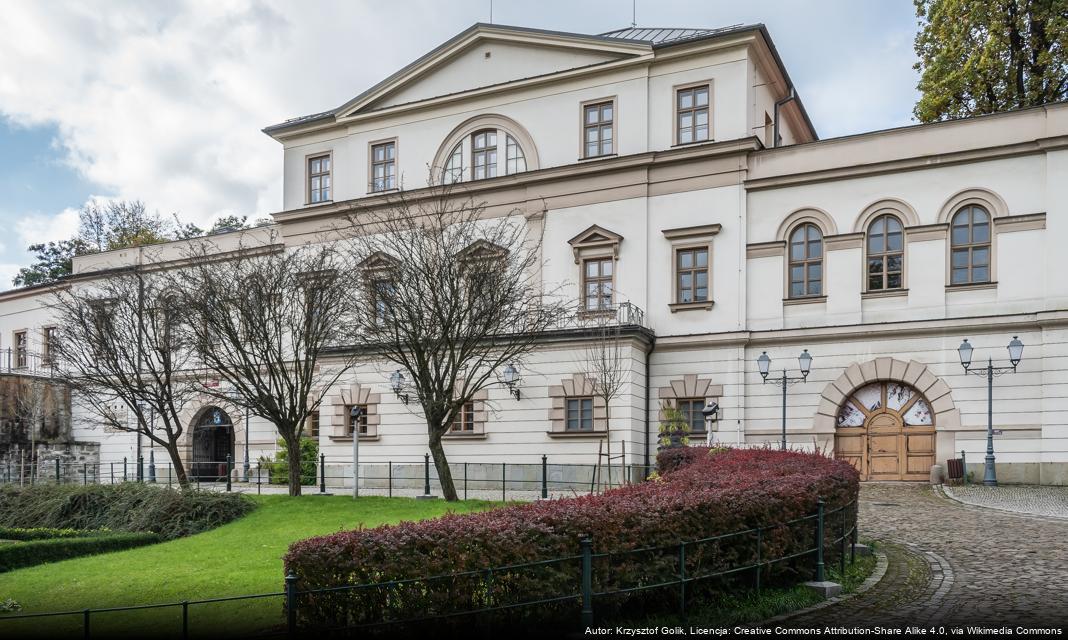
[0,264,22,288]
[16,206,81,247]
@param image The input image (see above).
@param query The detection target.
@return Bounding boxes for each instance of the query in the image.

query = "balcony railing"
[0,349,60,378]
[551,301,648,332]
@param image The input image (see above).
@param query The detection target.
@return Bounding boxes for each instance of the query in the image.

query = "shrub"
[657,407,691,447]
[0,483,255,540]
[0,527,110,541]
[259,437,318,485]
[0,532,161,572]
[284,447,859,633]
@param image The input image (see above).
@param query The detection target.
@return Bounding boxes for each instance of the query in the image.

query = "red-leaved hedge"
[284,447,858,633]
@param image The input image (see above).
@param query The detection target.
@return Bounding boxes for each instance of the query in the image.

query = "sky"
[0,0,921,287]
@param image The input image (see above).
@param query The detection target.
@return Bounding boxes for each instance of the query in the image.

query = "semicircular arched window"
[950,205,991,285]
[440,129,529,184]
[788,223,823,298]
[866,213,904,291]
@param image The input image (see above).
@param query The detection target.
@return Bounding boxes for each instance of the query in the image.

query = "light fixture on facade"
[389,370,409,405]
[757,351,771,380]
[958,339,974,370]
[1007,336,1024,369]
[798,349,812,380]
[502,363,521,401]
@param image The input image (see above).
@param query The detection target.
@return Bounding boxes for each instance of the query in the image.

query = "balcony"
[550,301,649,332]
[0,349,60,379]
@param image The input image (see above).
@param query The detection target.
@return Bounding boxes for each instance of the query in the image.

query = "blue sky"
[0,0,921,287]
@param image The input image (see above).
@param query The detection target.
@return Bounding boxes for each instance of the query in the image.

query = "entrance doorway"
[191,407,234,480]
[834,381,935,481]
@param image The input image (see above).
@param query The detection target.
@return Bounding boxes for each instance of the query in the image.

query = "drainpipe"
[643,335,656,477]
[772,86,796,148]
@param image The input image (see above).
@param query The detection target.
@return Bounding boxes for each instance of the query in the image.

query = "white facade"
[2,23,1066,483]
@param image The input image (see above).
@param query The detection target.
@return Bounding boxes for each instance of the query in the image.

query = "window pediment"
[568,225,623,263]
[358,251,400,272]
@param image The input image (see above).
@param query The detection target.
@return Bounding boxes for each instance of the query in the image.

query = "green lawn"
[0,495,499,637]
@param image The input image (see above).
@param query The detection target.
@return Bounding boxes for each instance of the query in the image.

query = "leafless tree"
[578,316,629,490]
[13,376,48,482]
[173,233,356,496]
[341,183,569,501]
[51,270,199,488]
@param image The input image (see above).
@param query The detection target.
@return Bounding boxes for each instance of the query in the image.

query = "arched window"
[950,205,991,285]
[438,127,530,184]
[505,135,526,174]
[867,214,904,291]
[788,223,823,298]
[443,142,463,184]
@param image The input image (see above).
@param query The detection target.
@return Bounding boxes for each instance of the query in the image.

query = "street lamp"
[226,389,251,483]
[502,363,521,400]
[390,370,409,405]
[958,336,1025,487]
[701,401,720,444]
[757,349,813,450]
[350,405,365,499]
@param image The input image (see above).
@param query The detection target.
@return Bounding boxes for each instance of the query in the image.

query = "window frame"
[674,245,710,305]
[450,401,477,432]
[41,326,57,365]
[471,129,498,180]
[368,138,397,193]
[13,330,28,369]
[581,256,614,312]
[306,410,320,438]
[675,398,708,434]
[580,97,616,159]
[865,213,905,292]
[673,81,712,146]
[787,223,824,299]
[344,404,370,437]
[306,152,332,205]
[565,397,595,432]
[949,205,992,286]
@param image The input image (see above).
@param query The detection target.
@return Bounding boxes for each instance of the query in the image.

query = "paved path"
[779,483,1068,628]
[943,484,1068,519]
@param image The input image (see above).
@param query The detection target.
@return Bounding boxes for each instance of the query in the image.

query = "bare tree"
[51,270,199,488]
[13,376,48,483]
[342,183,568,501]
[578,316,628,490]
[174,234,356,496]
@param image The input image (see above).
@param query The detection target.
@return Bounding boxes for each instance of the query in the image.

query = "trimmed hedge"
[0,532,161,572]
[0,483,254,540]
[285,447,859,632]
[0,526,110,541]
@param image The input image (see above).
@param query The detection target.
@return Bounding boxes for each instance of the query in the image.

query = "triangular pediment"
[456,239,508,261]
[337,24,649,118]
[568,225,623,248]
[358,251,400,271]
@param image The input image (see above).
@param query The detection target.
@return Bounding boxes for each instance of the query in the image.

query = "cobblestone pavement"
[778,483,1068,628]
[943,484,1068,519]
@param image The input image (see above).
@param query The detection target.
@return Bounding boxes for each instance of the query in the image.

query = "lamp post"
[957,336,1024,487]
[757,349,813,450]
[350,405,364,499]
[502,363,521,401]
[147,405,156,483]
[390,370,409,404]
[701,402,720,444]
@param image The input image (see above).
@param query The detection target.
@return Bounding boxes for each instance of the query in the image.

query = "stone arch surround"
[814,357,961,434]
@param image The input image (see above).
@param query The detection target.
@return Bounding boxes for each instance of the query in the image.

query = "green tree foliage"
[259,437,319,486]
[12,239,91,287]
[914,0,1068,122]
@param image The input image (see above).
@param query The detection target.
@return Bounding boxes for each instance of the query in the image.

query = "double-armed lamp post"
[957,336,1024,487]
[757,349,813,451]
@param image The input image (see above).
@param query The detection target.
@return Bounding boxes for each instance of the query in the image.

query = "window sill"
[669,301,714,313]
[862,288,908,300]
[945,281,997,292]
[329,435,380,442]
[368,188,399,195]
[443,432,488,440]
[547,430,608,439]
[305,200,333,207]
[577,153,617,162]
[670,139,714,148]
[782,295,827,306]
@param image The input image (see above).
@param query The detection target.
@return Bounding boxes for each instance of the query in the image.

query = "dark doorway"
[191,407,234,480]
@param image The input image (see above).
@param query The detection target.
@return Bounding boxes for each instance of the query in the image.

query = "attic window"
[484,51,491,59]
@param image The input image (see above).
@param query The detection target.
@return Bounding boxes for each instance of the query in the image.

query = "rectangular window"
[676,85,710,145]
[675,247,709,303]
[14,331,27,368]
[582,257,613,311]
[472,130,497,180]
[676,398,707,433]
[306,410,320,438]
[41,327,57,365]
[583,101,614,158]
[345,404,369,436]
[308,154,331,203]
[370,141,396,192]
[451,402,476,432]
[566,397,594,431]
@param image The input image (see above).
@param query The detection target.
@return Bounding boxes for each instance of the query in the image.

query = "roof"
[598,26,744,45]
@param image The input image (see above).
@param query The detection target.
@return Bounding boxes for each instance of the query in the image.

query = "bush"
[259,437,318,485]
[0,526,110,541]
[0,532,161,572]
[0,483,255,540]
[284,447,859,633]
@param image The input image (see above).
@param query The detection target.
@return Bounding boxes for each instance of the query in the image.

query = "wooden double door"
[834,381,935,481]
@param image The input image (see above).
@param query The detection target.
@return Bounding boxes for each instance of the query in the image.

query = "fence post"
[839,505,846,574]
[850,500,858,564]
[388,460,392,498]
[285,572,299,637]
[181,601,189,640]
[226,454,233,492]
[815,497,825,582]
[83,608,90,640]
[463,461,468,501]
[257,464,262,495]
[123,457,127,482]
[678,542,687,616]
[541,454,548,500]
[502,462,506,502]
[423,453,431,497]
[961,449,968,485]
[319,453,326,494]
[138,456,144,483]
[580,537,594,627]
[55,458,60,483]
[755,527,763,593]
[83,462,87,486]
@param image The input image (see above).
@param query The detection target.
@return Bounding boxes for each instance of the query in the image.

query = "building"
[1,23,1066,485]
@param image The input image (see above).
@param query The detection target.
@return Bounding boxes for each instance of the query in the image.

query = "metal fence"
[0,454,651,501]
[0,497,859,638]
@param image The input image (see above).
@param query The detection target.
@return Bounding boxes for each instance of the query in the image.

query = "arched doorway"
[834,381,935,481]
[191,407,234,480]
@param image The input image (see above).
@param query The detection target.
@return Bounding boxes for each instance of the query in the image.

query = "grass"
[636,541,879,628]
[0,494,500,637]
